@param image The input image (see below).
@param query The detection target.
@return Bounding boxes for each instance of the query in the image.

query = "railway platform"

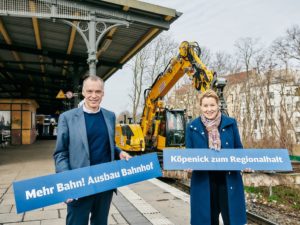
[0,140,191,225]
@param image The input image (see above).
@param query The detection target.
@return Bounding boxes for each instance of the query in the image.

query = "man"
[54,75,131,225]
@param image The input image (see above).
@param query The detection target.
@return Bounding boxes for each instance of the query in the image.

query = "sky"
[101,0,300,115]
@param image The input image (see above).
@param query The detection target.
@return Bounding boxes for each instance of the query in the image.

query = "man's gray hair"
[82,75,104,90]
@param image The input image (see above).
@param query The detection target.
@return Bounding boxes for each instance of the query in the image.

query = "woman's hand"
[119,151,132,161]
[242,168,254,173]
[184,169,193,173]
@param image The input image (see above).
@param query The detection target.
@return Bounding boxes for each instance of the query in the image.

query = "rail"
[160,178,280,225]
[247,211,278,225]
[291,161,300,173]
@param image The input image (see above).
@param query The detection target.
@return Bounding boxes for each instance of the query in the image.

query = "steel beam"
[0,43,122,68]
[0,0,172,29]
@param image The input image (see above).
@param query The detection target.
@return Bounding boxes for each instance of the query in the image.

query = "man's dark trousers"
[66,190,113,225]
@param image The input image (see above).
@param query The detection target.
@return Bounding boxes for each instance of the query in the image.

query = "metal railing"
[0,0,90,20]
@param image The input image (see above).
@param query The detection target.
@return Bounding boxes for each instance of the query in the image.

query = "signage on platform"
[56,90,65,99]
[163,148,292,171]
[13,153,161,213]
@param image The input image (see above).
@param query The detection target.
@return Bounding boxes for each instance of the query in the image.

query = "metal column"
[62,16,129,77]
[87,17,97,76]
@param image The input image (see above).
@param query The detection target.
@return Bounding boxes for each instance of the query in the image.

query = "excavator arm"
[140,41,218,138]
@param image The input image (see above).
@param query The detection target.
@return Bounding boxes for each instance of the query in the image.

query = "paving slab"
[43,203,66,211]
[0,141,135,225]
[23,210,58,221]
[41,218,65,225]
[113,192,152,225]
[128,180,190,225]
[0,205,12,214]
[59,209,67,219]
[0,213,23,223]
[4,221,41,225]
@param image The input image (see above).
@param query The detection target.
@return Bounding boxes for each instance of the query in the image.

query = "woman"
[186,89,247,225]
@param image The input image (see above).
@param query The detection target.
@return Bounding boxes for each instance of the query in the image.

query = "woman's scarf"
[200,111,222,151]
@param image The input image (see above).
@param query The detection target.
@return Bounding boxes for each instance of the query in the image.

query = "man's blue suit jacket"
[53,106,121,173]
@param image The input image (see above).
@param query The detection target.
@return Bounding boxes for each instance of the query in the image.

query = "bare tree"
[146,34,178,84]
[273,25,300,62]
[272,38,290,69]
[234,37,261,73]
[199,46,212,66]
[211,51,237,76]
[128,34,178,122]
[234,37,262,143]
[286,25,300,61]
[170,77,201,118]
[276,74,298,151]
[129,49,149,122]
[269,27,300,150]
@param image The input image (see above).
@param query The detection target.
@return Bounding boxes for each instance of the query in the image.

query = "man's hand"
[65,198,73,204]
[119,151,132,161]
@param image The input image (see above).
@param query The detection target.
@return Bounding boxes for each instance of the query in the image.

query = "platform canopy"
[0,0,181,114]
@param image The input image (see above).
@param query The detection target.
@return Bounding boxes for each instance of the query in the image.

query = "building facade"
[224,69,300,154]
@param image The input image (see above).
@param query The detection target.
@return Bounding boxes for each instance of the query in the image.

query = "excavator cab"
[165,109,185,147]
[155,109,185,150]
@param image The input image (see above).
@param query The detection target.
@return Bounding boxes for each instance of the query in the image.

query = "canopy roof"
[0,0,181,114]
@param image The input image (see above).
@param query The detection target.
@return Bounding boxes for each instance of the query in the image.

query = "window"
[286,90,292,96]
[295,87,300,96]
[296,117,300,127]
[254,120,257,129]
[255,132,260,140]
[268,119,275,126]
[260,106,264,112]
[296,132,300,143]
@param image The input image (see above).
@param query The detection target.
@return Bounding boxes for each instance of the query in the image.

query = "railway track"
[160,178,280,225]
[291,161,300,172]
[247,211,278,225]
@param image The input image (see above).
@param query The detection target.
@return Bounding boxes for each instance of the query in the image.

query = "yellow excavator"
[115,41,227,154]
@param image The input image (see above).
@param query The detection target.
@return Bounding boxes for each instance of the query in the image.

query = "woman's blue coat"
[186,114,247,225]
